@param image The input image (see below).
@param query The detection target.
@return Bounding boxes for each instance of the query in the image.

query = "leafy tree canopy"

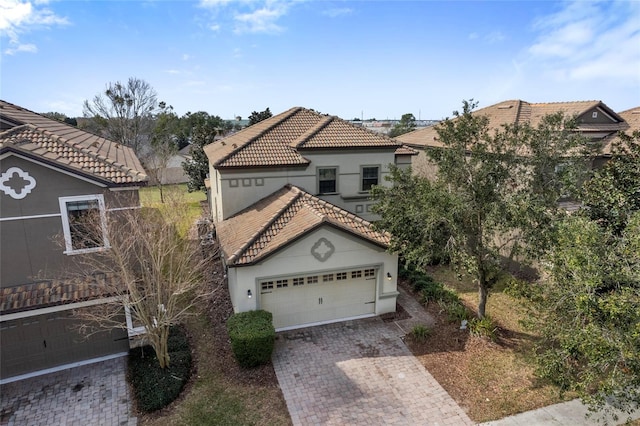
[388,113,417,137]
[580,131,640,234]
[373,100,588,318]
[248,107,272,126]
[42,111,77,126]
[181,111,225,192]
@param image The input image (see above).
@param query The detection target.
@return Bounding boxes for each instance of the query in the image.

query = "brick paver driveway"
[0,357,136,426]
[273,307,473,425]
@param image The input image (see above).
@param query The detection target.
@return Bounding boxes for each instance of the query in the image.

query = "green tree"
[82,77,159,155]
[521,213,640,418]
[580,132,640,235]
[42,111,77,126]
[388,113,417,137]
[181,112,224,192]
[248,107,272,126]
[373,100,587,318]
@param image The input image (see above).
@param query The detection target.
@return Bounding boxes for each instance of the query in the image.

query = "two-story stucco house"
[397,100,630,178]
[0,101,148,383]
[204,107,416,330]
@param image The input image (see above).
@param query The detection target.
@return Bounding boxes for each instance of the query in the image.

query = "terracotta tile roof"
[216,185,390,266]
[205,107,401,169]
[0,273,117,315]
[0,100,147,185]
[600,106,640,155]
[395,145,419,155]
[397,100,627,150]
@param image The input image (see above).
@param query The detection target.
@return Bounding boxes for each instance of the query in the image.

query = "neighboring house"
[0,100,148,383]
[147,145,192,185]
[204,107,416,330]
[397,100,629,177]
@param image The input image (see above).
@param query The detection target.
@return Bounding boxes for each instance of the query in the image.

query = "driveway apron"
[273,315,473,425]
[0,357,136,426]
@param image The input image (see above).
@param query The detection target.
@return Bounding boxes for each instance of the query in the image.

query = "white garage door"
[260,268,377,329]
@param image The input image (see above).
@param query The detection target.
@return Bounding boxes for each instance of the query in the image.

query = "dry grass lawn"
[404,266,573,423]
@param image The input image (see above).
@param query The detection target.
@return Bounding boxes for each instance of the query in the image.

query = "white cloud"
[4,42,36,54]
[165,69,181,75]
[233,4,288,34]
[209,23,221,31]
[322,7,352,18]
[0,0,68,55]
[527,0,640,83]
[182,53,191,61]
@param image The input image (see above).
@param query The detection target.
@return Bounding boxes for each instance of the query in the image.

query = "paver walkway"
[272,287,473,426]
[0,357,136,426]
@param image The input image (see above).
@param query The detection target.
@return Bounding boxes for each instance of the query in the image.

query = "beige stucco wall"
[226,226,398,324]
[211,149,399,222]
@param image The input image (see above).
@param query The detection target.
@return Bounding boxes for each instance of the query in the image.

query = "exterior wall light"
[386,272,392,281]
[247,289,252,298]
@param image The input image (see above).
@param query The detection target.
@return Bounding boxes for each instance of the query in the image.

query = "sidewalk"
[480,398,640,425]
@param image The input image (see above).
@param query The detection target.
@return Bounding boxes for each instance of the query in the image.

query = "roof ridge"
[215,107,303,167]
[228,187,302,264]
[291,115,334,148]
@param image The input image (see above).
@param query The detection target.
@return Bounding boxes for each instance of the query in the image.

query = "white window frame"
[59,194,110,255]
[125,305,146,337]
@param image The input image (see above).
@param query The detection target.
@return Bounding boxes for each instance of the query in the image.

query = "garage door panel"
[1,310,130,380]
[260,268,377,329]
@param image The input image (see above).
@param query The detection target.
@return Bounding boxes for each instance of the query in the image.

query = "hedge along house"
[0,100,148,383]
[204,107,417,330]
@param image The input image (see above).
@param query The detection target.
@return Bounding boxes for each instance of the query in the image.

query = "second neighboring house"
[397,100,630,177]
[0,100,148,383]
[205,107,416,330]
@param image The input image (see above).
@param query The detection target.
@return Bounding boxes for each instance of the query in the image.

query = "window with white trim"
[125,305,146,337]
[336,272,347,280]
[59,195,109,254]
[361,166,380,191]
[318,167,338,194]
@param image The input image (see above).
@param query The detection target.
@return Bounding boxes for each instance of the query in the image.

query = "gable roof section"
[397,100,626,149]
[205,107,401,169]
[216,184,391,266]
[0,100,147,185]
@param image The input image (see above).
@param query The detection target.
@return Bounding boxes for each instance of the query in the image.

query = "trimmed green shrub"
[128,326,192,412]
[469,316,498,341]
[412,277,434,293]
[227,310,275,368]
[410,324,431,343]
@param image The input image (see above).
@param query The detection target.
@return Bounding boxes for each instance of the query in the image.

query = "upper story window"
[361,166,380,192]
[318,167,337,194]
[59,194,109,255]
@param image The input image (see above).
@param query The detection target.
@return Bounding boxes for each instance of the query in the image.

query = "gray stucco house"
[0,100,148,383]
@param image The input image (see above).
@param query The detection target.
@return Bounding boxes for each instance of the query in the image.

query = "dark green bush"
[128,326,192,413]
[227,310,275,368]
[412,277,434,293]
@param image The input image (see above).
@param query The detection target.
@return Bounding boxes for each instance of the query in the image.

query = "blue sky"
[1,0,639,121]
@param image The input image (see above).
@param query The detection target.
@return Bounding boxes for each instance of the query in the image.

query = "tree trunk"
[151,326,171,368]
[478,282,488,319]
[477,259,488,319]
